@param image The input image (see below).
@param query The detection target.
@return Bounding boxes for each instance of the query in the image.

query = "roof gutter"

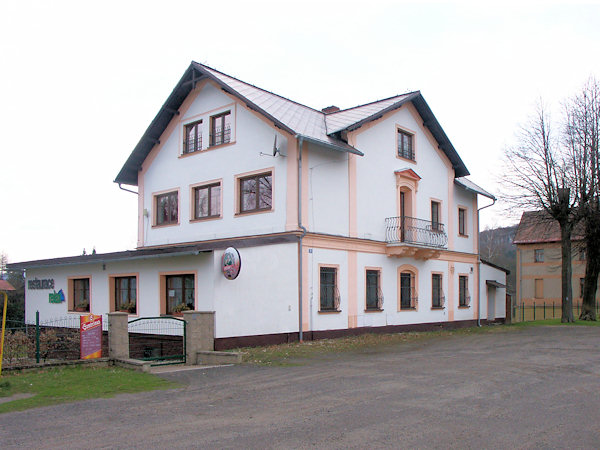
[118,183,138,195]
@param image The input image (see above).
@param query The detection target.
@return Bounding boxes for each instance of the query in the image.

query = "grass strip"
[0,365,178,414]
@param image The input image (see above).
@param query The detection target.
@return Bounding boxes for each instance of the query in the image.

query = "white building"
[11,62,507,349]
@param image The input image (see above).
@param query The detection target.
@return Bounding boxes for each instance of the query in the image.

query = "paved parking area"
[2,326,600,449]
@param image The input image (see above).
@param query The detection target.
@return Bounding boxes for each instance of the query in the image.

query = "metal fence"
[512,301,599,322]
[128,317,185,365]
[1,312,108,368]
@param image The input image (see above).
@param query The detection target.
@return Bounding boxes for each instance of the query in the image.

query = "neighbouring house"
[514,210,594,307]
[9,62,507,349]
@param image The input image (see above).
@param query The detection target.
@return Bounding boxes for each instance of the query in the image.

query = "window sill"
[152,222,180,229]
[116,310,138,316]
[68,310,90,315]
[207,141,235,150]
[179,149,205,158]
[364,308,383,313]
[396,155,416,164]
[458,234,469,238]
[318,309,341,314]
[235,208,273,217]
[190,215,222,223]
[400,307,417,311]
[458,305,471,309]
[431,306,445,310]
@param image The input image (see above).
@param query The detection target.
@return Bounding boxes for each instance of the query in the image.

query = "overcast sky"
[1,0,599,263]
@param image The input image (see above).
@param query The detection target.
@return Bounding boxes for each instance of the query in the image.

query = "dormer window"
[210,111,231,146]
[397,128,414,161]
[184,120,203,154]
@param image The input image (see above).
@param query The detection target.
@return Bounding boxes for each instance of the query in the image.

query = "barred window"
[398,129,414,160]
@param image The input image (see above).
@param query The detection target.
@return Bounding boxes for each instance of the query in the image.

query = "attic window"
[210,111,231,146]
[398,129,414,161]
[184,120,203,154]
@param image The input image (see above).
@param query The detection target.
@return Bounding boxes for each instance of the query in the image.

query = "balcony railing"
[385,216,448,248]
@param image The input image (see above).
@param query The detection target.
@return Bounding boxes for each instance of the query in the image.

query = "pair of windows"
[319,267,383,312]
[68,276,138,315]
[154,172,272,226]
[430,203,467,235]
[183,111,231,154]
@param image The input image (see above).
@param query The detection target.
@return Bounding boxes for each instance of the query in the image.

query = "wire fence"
[512,301,599,322]
[1,312,109,368]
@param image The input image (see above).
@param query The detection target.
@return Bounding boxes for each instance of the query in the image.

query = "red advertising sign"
[80,314,102,359]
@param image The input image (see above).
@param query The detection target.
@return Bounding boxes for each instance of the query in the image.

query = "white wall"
[480,262,507,320]
[212,242,299,338]
[307,143,349,236]
[353,105,451,242]
[141,82,289,247]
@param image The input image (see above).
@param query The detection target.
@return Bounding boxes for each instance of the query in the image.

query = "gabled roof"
[513,210,584,244]
[115,62,469,186]
[325,93,417,133]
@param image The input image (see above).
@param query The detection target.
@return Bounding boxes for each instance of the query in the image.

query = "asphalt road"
[2,326,600,449]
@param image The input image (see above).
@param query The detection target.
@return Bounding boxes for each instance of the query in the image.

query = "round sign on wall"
[222,247,241,280]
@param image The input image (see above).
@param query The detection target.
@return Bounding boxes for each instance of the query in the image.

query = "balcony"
[385,216,448,259]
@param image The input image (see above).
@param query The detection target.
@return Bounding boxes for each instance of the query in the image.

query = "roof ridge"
[191,61,325,116]
[328,91,421,115]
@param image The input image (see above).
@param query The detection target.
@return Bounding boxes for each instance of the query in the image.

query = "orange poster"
[80,314,102,359]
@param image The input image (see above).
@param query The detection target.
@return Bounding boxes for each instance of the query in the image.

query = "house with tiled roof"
[514,211,590,307]
[10,62,507,349]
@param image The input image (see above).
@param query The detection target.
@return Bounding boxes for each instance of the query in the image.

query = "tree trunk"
[560,224,575,322]
[581,219,600,321]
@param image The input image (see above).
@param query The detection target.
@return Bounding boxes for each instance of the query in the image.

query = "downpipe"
[297,136,305,342]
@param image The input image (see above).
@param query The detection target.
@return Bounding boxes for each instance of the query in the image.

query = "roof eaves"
[114,64,201,186]
[298,134,364,156]
[410,95,469,178]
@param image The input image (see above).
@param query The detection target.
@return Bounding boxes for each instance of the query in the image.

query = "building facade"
[514,211,594,307]
[11,62,506,348]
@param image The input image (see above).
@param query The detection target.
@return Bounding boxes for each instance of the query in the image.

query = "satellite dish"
[260,134,286,157]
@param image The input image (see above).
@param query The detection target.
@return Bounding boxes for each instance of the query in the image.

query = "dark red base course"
[214,318,505,350]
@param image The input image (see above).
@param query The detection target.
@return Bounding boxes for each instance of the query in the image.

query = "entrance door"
[400,191,406,242]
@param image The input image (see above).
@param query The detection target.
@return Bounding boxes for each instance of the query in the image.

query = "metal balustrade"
[385,216,448,248]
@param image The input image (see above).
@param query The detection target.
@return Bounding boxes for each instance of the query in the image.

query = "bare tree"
[565,78,600,321]
[503,102,587,322]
